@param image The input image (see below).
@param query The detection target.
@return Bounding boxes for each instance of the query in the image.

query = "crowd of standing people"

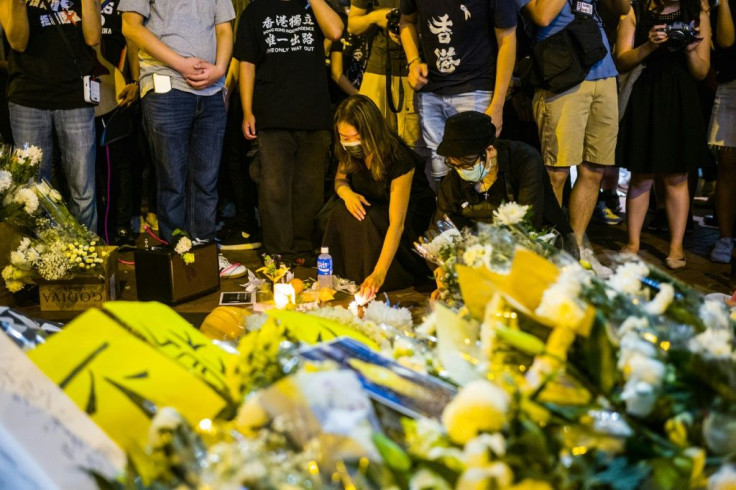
[0,0,734,297]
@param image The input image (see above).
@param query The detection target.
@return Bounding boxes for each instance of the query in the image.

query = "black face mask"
[342,141,365,160]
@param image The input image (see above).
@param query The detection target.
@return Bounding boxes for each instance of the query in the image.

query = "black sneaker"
[219,230,262,251]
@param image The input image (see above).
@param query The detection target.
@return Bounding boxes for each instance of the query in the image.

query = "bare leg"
[546,166,570,206]
[663,172,689,260]
[569,162,605,246]
[624,172,654,253]
[716,148,736,239]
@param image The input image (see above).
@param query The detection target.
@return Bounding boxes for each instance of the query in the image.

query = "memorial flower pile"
[0,144,106,293]
[6,199,736,489]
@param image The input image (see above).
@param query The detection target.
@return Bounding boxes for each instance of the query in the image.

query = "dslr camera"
[386,8,401,36]
[662,21,698,51]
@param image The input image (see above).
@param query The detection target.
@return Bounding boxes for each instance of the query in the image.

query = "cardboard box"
[134,242,219,304]
[39,246,118,311]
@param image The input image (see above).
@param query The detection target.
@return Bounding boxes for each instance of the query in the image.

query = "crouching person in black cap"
[435,111,579,258]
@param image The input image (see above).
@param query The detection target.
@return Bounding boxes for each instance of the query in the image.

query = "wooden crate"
[39,246,118,311]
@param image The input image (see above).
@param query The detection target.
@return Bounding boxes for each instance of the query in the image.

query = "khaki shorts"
[533,77,618,167]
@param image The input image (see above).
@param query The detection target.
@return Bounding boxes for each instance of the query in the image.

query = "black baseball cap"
[437,111,497,157]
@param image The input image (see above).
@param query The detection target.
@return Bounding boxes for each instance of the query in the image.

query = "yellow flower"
[182,252,195,265]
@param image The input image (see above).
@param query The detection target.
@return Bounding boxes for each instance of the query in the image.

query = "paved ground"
[2,195,733,325]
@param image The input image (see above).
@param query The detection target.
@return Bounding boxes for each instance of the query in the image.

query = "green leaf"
[589,457,650,490]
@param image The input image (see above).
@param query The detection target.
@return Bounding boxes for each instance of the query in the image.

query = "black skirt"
[323,200,433,292]
[617,57,708,174]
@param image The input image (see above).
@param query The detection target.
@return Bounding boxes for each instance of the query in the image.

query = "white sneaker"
[581,248,612,279]
[710,237,734,264]
[218,254,247,279]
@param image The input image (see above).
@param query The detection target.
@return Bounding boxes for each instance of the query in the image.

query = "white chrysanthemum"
[622,351,666,386]
[464,433,506,467]
[700,300,730,331]
[442,380,509,445]
[457,463,514,490]
[174,236,192,255]
[708,464,736,490]
[617,316,649,337]
[689,329,734,360]
[15,145,43,166]
[409,468,452,490]
[621,379,658,417]
[607,260,649,296]
[0,169,12,193]
[416,311,437,336]
[363,301,412,331]
[462,243,493,269]
[492,202,530,226]
[619,332,658,363]
[535,289,586,329]
[643,283,675,315]
[422,228,462,258]
[13,187,39,214]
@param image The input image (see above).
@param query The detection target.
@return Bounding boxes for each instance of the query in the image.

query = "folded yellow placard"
[458,247,594,337]
[265,309,379,350]
[103,301,235,402]
[28,308,228,482]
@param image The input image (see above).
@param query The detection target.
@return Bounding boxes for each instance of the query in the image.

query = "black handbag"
[522,0,608,94]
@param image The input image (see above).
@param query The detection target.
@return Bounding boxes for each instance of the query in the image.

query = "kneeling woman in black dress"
[323,95,435,299]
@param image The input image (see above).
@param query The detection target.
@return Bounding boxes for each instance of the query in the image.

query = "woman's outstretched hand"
[359,269,385,301]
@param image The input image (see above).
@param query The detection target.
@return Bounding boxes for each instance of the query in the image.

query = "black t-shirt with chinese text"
[8,0,95,110]
[234,0,332,130]
[400,0,517,95]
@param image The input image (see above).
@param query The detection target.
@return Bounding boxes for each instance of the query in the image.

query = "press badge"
[572,0,594,17]
[153,73,172,94]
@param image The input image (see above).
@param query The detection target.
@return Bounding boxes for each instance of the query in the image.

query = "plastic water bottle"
[317,246,333,289]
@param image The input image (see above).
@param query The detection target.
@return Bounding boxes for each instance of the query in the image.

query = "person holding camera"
[616,0,711,270]
[348,0,421,150]
[399,0,518,187]
[6,0,101,231]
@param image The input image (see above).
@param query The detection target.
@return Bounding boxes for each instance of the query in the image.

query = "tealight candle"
[273,283,296,309]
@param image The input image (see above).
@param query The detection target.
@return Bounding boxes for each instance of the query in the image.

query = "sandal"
[664,256,686,270]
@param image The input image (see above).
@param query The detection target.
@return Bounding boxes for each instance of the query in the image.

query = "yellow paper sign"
[265,309,380,350]
[103,301,235,404]
[28,309,228,482]
[457,247,594,337]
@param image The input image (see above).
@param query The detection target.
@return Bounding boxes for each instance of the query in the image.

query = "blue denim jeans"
[415,90,492,179]
[9,103,97,231]
[142,90,226,242]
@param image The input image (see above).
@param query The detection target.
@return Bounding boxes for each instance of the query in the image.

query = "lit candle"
[273,283,296,309]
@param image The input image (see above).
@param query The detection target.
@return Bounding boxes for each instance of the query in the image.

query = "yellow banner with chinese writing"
[28,308,228,482]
